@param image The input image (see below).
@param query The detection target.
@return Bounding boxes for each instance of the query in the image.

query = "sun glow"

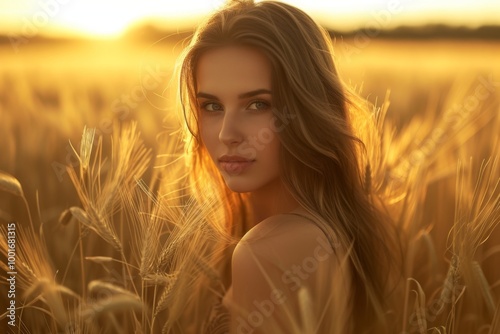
[0,0,498,38]
[52,1,221,37]
[1,0,220,38]
[57,13,135,38]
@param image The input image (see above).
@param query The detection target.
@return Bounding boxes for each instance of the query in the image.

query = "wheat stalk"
[88,280,140,300]
[69,206,122,251]
[58,208,73,225]
[154,271,179,317]
[85,256,114,264]
[143,272,178,286]
[0,170,23,197]
[489,300,500,334]
[80,295,144,320]
[472,261,496,317]
[68,125,96,172]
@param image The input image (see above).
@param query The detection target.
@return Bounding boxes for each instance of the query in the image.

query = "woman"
[170,0,403,332]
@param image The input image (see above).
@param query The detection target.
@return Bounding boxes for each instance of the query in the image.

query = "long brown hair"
[174,0,403,331]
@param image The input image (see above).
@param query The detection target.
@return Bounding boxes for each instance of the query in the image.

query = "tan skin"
[196,45,339,333]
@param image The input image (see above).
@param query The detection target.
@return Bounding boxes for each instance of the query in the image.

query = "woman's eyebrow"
[196,89,272,100]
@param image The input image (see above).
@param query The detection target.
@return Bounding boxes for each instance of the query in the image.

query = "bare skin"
[196,45,340,333]
[224,206,339,333]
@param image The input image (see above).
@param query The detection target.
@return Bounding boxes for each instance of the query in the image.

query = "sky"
[0,0,499,38]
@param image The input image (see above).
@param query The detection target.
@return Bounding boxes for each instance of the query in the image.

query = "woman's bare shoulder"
[228,214,352,333]
[229,210,342,329]
[233,210,337,270]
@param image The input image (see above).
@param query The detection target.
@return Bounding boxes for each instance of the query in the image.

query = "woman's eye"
[200,100,270,112]
[248,101,271,110]
[200,102,222,112]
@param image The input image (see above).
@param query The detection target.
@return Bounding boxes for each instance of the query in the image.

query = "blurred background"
[0,0,499,233]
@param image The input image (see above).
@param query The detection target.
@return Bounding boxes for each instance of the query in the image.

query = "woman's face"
[196,45,281,193]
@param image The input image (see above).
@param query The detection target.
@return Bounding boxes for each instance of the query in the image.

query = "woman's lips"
[218,154,255,174]
[220,160,254,174]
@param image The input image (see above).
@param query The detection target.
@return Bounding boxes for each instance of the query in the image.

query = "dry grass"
[0,38,499,333]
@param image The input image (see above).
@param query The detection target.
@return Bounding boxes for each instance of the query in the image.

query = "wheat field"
[0,37,499,333]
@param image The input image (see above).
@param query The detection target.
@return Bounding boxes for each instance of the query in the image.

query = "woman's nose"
[218,110,244,146]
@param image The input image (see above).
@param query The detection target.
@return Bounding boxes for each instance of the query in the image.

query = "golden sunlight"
[0,0,220,38]
[0,0,498,38]
[53,0,222,37]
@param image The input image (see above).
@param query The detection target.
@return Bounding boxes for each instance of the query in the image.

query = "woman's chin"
[223,179,255,193]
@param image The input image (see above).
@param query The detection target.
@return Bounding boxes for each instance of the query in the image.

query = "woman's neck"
[246,178,302,227]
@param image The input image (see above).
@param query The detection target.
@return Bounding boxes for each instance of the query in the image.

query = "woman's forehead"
[195,45,272,94]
